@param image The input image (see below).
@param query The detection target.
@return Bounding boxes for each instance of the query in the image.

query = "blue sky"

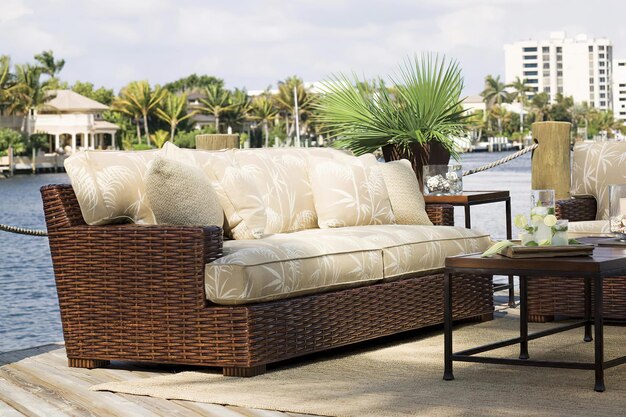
[1,0,625,95]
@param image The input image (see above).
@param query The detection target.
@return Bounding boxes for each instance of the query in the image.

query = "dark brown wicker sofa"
[42,184,494,377]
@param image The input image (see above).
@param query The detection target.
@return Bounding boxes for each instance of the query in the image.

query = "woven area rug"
[91,309,626,417]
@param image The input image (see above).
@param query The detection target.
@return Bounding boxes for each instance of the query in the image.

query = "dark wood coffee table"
[443,246,626,392]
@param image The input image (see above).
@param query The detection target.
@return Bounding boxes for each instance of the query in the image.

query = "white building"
[504,32,613,110]
[613,60,626,121]
[34,90,120,153]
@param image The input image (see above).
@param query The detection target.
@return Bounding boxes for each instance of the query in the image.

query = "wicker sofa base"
[527,276,626,322]
[65,272,493,376]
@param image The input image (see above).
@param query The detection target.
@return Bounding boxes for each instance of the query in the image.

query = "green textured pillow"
[146,156,224,227]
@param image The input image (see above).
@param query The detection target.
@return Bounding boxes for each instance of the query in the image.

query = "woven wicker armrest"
[425,203,454,226]
[555,196,597,222]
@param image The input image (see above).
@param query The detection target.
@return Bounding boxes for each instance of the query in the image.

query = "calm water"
[0,151,532,353]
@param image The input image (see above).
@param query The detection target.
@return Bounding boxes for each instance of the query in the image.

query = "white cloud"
[0,0,32,23]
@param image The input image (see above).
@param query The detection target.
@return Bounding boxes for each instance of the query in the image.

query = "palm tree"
[249,93,278,147]
[530,92,551,122]
[155,92,197,141]
[198,84,232,132]
[113,81,166,145]
[275,76,314,145]
[571,102,591,139]
[221,88,251,133]
[507,76,531,132]
[11,64,53,134]
[34,50,65,78]
[0,55,16,115]
[481,75,510,134]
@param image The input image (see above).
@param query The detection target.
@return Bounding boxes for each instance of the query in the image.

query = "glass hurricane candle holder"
[423,164,463,196]
[608,184,626,241]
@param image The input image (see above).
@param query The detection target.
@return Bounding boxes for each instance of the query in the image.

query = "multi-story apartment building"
[504,32,613,111]
[613,60,626,121]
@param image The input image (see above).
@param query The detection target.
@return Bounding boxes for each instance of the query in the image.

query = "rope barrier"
[0,144,538,238]
[462,144,538,177]
[0,223,48,236]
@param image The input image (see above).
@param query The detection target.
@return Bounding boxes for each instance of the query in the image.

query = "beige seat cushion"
[380,159,432,225]
[160,142,265,239]
[146,156,223,227]
[567,220,611,238]
[205,231,385,305]
[571,142,626,220]
[204,224,490,305]
[308,153,396,228]
[64,149,158,225]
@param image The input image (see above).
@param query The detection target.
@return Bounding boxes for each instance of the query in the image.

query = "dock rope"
[0,223,48,237]
[462,143,538,176]
[0,144,538,237]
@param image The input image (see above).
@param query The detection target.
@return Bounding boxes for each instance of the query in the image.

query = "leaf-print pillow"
[571,142,626,220]
[308,153,396,228]
[64,149,158,225]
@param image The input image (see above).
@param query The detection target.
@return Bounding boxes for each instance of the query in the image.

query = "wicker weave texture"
[556,197,597,222]
[426,204,454,226]
[42,185,491,371]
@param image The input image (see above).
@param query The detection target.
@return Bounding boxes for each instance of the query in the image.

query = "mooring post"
[8,145,14,177]
[195,134,240,150]
[531,121,571,200]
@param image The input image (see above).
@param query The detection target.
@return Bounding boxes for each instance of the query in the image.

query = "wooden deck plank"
[0,345,322,417]
[0,398,27,417]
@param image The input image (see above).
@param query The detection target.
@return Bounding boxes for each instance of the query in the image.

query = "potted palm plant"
[315,53,467,190]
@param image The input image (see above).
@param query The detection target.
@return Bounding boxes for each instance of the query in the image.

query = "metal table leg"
[594,275,605,392]
[519,275,529,360]
[584,276,592,342]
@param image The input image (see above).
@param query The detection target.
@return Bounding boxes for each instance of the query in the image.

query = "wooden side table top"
[424,190,510,205]
[446,245,626,276]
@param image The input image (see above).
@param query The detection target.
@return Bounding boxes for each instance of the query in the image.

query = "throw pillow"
[64,149,158,225]
[145,156,224,227]
[379,159,432,225]
[308,153,396,228]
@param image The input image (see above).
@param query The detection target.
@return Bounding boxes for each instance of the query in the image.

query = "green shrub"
[0,128,26,156]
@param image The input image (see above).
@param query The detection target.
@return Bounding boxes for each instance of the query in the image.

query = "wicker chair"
[527,141,626,322]
[42,184,494,376]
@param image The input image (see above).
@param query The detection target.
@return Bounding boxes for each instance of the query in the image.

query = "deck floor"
[0,344,320,417]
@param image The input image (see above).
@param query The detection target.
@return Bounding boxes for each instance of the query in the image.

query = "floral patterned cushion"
[571,142,626,220]
[204,225,491,305]
[64,149,158,225]
[308,153,396,228]
[379,159,432,225]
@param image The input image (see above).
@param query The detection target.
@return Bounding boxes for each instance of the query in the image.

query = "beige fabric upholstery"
[146,156,223,227]
[571,142,626,220]
[160,142,266,239]
[567,220,611,238]
[380,159,432,225]
[64,149,158,225]
[204,225,490,305]
[308,153,396,228]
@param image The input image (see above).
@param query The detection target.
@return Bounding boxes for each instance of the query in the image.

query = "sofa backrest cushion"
[379,159,432,225]
[571,141,626,220]
[308,153,396,228]
[146,155,224,227]
[160,142,265,239]
[64,149,158,225]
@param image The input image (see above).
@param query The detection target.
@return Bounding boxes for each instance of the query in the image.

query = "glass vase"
[530,189,556,245]
[423,164,463,196]
[609,184,626,241]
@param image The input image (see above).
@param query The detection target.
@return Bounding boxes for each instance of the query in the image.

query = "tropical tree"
[221,88,251,133]
[149,130,169,148]
[481,75,510,133]
[71,81,115,105]
[571,102,592,139]
[0,55,17,115]
[275,76,314,145]
[548,93,574,122]
[155,92,197,141]
[507,76,531,132]
[34,50,65,78]
[530,92,551,122]
[249,93,278,147]
[198,84,232,132]
[164,74,223,93]
[113,81,166,145]
[11,64,54,133]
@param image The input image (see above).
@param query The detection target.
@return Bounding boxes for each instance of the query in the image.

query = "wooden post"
[32,147,36,174]
[195,134,239,150]
[8,145,14,177]
[531,121,571,200]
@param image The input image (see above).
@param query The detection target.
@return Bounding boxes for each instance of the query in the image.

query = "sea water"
[0,151,532,353]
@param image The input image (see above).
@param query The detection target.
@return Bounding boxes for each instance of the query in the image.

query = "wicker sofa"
[43,143,494,376]
[527,141,626,322]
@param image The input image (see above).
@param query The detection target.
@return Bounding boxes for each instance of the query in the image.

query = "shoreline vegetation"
[1,50,625,163]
